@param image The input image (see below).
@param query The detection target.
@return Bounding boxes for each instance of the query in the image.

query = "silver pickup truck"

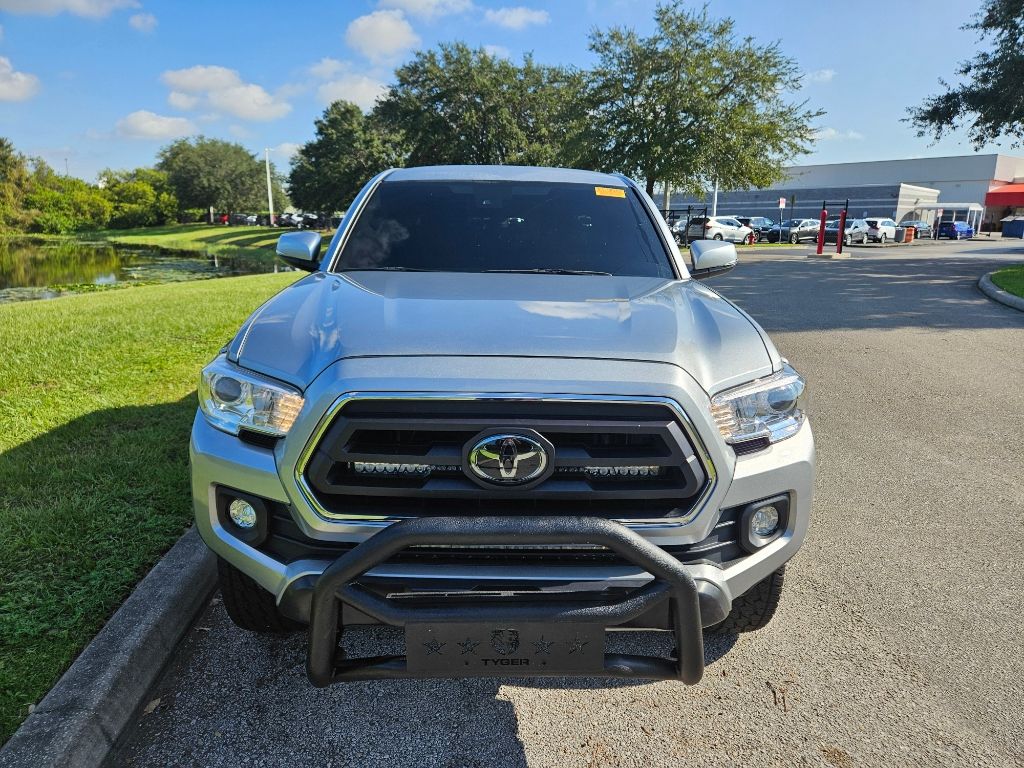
[191,165,814,686]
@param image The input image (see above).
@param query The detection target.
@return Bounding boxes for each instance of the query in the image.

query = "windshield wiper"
[482,268,613,276]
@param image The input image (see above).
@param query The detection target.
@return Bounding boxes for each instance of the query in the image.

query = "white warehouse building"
[667,153,1024,230]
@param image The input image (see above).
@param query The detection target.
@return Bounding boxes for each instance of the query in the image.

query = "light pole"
[264,148,275,227]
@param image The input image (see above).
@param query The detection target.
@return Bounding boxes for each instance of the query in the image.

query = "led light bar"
[351,462,432,476]
[583,465,661,478]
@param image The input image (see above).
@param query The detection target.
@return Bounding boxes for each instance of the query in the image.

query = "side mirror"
[689,239,738,280]
[276,231,322,272]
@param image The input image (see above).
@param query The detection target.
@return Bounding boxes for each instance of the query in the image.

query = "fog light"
[228,498,257,529]
[750,504,780,537]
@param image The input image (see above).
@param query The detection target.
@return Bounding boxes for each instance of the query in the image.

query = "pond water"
[0,239,283,303]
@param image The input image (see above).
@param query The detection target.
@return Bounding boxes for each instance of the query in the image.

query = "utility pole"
[711,179,719,217]
[662,182,670,214]
[64,158,69,176]
[264,148,275,226]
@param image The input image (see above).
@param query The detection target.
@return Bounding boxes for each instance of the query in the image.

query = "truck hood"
[227,271,777,393]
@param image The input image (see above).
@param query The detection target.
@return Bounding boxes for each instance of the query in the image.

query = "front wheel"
[708,566,786,634]
[713,233,723,241]
[861,233,868,244]
[843,234,851,246]
[879,233,887,244]
[788,233,798,244]
[218,557,301,633]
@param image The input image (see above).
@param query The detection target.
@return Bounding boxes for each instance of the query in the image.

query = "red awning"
[986,183,1024,207]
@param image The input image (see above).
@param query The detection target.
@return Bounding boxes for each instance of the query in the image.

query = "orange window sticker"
[594,186,626,198]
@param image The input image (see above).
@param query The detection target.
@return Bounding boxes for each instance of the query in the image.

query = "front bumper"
[191,406,814,627]
[306,516,705,685]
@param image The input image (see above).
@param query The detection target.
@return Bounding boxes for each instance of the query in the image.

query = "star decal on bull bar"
[567,634,590,655]
[458,637,481,655]
[422,639,446,656]
[532,636,554,655]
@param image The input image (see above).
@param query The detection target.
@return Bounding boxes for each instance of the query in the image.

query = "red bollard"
[835,208,848,255]
[816,208,828,255]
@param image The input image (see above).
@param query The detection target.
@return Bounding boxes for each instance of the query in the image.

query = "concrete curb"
[0,527,215,768]
[978,271,1024,312]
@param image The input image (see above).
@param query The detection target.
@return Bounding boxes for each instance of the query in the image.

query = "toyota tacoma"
[191,165,814,686]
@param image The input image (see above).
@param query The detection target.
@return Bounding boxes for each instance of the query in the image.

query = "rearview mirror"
[276,231,322,272]
[689,239,737,280]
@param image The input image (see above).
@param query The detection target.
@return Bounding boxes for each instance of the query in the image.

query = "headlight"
[198,358,304,437]
[710,364,805,445]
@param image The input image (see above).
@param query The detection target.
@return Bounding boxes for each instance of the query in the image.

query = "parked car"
[686,215,756,244]
[899,220,933,239]
[767,218,819,244]
[245,214,259,226]
[192,165,814,688]
[276,213,299,227]
[938,220,974,240]
[823,218,870,245]
[736,216,776,242]
[864,217,897,244]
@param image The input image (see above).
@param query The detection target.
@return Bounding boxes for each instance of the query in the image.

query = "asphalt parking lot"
[113,238,1024,768]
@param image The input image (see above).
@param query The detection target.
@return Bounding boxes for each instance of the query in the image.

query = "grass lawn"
[83,222,291,257]
[0,271,299,744]
[991,264,1024,298]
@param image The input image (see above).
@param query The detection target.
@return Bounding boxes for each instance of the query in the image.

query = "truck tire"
[217,557,300,633]
[707,566,785,634]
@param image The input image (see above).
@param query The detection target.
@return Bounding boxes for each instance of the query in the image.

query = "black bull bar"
[307,516,705,686]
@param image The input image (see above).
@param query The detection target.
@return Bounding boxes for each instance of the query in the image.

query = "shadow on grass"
[0,394,198,744]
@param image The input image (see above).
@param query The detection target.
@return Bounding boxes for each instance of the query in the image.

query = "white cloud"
[167,90,198,110]
[378,0,471,20]
[317,73,388,111]
[309,57,345,79]
[814,127,864,141]
[483,6,549,29]
[207,83,291,121]
[115,110,196,139]
[273,142,300,159]
[0,56,40,101]
[128,11,156,32]
[160,65,290,121]
[0,0,138,17]
[308,58,387,111]
[345,10,419,63]
[805,68,835,84]
[161,65,241,93]
[483,44,510,59]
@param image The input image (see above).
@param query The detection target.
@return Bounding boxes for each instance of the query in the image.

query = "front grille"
[302,399,708,520]
[260,502,743,567]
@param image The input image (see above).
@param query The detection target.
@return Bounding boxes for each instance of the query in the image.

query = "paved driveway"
[114,240,1024,768]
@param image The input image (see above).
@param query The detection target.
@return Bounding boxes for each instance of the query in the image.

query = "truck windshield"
[334,180,675,278]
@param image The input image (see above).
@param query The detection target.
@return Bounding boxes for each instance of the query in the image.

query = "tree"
[563,2,822,196]
[288,101,403,213]
[374,43,571,167]
[908,0,1024,148]
[23,162,112,234]
[157,137,283,217]
[0,137,33,230]
[99,167,178,229]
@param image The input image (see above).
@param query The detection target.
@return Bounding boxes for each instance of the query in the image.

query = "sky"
[0,0,1014,181]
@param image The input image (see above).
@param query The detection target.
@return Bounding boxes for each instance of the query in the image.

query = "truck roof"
[385,165,628,186]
